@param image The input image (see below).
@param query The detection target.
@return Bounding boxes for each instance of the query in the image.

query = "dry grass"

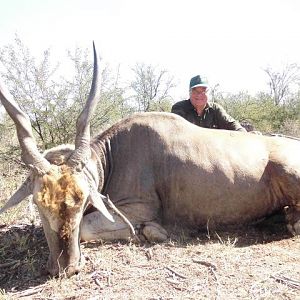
[0,212,299,300]
[0,166,300,299]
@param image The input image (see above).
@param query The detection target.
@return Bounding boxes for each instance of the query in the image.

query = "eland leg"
[80,214,169,242]
[80,211,134,241]
[141,221,168,242]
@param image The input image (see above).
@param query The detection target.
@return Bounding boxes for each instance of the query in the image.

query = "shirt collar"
[188,100,212,111]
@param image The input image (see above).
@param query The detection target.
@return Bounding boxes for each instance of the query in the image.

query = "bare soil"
[0,213,299,300]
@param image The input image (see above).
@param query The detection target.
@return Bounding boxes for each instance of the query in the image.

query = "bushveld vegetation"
[0,37,299,299]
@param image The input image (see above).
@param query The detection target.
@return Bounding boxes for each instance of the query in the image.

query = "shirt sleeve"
[214,104,246,132]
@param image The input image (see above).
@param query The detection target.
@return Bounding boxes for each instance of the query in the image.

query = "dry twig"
[271,274,300,290]
[192,258,217,271]
[11,284,46,298]
[91,270,112,288]
[165,266,187,279]
[94,278,102,287]
[0,260,20,268]
[144,248,153,260]
[166,277,180,284]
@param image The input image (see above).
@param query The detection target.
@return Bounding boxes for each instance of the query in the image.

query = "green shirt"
[171,100,246,132]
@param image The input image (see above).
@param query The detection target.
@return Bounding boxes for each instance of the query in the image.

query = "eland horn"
[67,42,101,170]
[0,74,51,174]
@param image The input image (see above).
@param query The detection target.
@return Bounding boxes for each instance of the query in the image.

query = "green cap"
[189,75,208,89]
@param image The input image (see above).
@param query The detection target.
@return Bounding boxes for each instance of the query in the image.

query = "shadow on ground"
[0,224,50,293]
[173,210,292,247]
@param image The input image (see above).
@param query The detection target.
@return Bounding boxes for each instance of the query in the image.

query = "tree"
[264,63,300,105]
[214,90,290,133]
[129,63,175,112]
[65,47,129,134]
[0,36,63,148]
[0,37,128,149]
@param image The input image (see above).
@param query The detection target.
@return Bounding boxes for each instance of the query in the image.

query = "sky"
[1,0,300,101]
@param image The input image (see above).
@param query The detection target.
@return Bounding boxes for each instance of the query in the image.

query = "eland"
[1,43,300,277]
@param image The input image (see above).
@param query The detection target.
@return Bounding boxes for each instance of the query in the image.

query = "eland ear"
[0,176,33,214]
[89,190,115,223]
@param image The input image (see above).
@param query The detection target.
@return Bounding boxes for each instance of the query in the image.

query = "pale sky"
[1,0,300,100]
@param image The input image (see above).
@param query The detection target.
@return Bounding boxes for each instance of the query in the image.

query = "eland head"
[0,43,114,276]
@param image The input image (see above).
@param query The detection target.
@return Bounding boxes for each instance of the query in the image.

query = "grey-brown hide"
[80,112,300,242]
[2,110,300,277]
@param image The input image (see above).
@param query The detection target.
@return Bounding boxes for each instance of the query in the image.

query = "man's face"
[190,86,208,109]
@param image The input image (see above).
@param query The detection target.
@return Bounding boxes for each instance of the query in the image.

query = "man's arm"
[214,104,246,132]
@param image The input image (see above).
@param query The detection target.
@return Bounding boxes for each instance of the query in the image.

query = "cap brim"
[190,84,208,89]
